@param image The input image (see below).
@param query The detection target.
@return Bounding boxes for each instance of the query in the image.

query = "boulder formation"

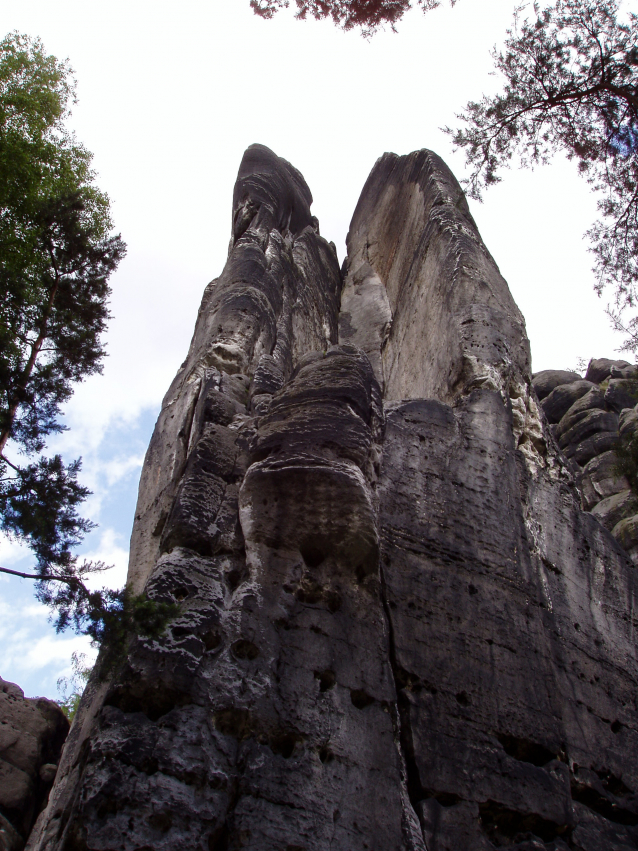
[533,361,638,565]
[0,678,68,851]
[28,146,638,851]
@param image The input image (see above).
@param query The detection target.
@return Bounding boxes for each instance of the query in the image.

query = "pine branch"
[0,564,85,585]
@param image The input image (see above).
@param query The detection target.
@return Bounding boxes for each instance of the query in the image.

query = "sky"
[1,0,626,699]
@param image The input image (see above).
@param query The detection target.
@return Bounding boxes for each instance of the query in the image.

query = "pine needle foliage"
[446,0,638,349]
[251,0,454,36]
[0,34,174,659]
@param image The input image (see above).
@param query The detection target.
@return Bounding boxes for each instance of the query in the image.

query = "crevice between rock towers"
[26,144,638,851]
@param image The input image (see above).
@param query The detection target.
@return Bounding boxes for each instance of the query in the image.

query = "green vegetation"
[447,0,638,350]
[251,0,454,35]
[56,651,91,721]
[0,33,177,656]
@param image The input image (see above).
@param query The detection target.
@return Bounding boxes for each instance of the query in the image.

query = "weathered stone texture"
[0,679,68,851]
[341,150,531,404]
[28,146,638,851]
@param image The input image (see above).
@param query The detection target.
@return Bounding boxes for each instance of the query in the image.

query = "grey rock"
[612,513,638,564]
[554,387,606,442]
[592,489,638,531]
[585,357,631,384]
[571,800,638,851]
[344,149,530,403]
[36,766,56,785]
[29,148,638,851]
[605,378,638,413]
[0,814,23,851]
[531,369,581,401]
[619,407,638,437]
[563,430,619,466]
[580,450,629,512]
[610,363,638,380]
[557,408,617,451]
[0,678,68,849]
[541,380,596,424]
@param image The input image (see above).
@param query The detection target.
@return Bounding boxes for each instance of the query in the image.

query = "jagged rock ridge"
[28,145,638,851]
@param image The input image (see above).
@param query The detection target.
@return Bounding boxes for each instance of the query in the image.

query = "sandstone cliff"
[28,146,638,851]
[0,678,68,851]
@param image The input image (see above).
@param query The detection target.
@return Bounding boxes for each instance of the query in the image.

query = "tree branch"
[0,454,21,472]
[0,564,81,584]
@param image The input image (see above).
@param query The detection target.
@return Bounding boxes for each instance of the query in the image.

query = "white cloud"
[102,454,145,488]
[82,527,130,591]
[22,634,97,674]
[0,594,97,698]
[0,535,32,569]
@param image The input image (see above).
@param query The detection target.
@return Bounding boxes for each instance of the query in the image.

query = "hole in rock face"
[496,734,557,767]
[326,591,342,613]
[434,792,460,807]
[269,732,302,759]
[213,708,252,740]
[152,511,169,538]
[319,746,334,764]
[105,682,192,723]
[394,667,431,694]
[611,720,623,734]
[315,669,336,692]
[456,691,470,707]
[147,812,173,833]
[173,586,189,602]
[171,626,191,639]
[468,584,478,595]
[350,689,374,710]
[208,823,230,851]
[203,630,221,651]
[231,639,259,661]
[355,563,368,584]
[225,565,248,592]
[300,542,326,569]
[295,586,322,605]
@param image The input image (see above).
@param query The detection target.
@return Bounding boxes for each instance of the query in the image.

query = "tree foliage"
[56,651,91,721]
[0,33,174,659]
[251,0,452,35]
[446,0,638,348]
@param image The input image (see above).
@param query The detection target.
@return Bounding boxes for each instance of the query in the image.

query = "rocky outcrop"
[0,678,68,851]
[533,359,638,563]
[28,146,638,851]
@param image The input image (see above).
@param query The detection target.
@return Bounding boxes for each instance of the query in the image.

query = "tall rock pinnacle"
[29,145,638,851]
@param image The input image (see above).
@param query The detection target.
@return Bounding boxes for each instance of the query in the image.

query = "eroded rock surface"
[0,679,68,851]
[29,146,638,851]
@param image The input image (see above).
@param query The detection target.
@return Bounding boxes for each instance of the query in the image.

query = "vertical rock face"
[30,146,638,851]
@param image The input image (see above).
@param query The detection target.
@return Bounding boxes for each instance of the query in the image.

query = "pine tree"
[446,0,638,349]
[0,33,176,658]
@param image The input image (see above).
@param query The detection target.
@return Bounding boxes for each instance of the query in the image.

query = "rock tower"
[28,146,638,851]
